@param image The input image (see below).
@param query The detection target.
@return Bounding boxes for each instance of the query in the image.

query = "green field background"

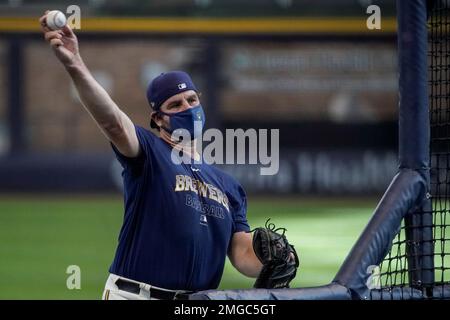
[0,196,377,299]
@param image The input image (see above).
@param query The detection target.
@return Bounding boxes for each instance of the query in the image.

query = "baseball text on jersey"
[174,174,230,212]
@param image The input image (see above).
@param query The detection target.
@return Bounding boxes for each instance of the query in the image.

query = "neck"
[159,129,200,161]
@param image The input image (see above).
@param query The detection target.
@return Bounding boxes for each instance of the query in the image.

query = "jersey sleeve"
[229,183,250,233]
[110,125,154,176]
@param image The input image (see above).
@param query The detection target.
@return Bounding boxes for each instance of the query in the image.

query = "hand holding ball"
[40,9,79,66]
[46,10,67,30]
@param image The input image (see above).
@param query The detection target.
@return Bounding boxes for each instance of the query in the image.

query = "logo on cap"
[178,83,187,90]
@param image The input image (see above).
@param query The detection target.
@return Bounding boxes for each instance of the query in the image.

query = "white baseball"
[46,10,67,31]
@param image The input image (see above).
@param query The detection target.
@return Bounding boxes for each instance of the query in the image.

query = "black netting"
[430,0,450,293]
[370,0,450,300]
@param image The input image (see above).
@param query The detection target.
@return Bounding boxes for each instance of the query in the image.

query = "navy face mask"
[159,105,205,140]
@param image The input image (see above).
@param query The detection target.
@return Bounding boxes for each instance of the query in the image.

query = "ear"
[150,111,163,128]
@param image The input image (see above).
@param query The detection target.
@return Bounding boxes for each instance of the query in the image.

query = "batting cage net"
[429,0,450,296]
[372,0,450,300]
[190,0,450,300]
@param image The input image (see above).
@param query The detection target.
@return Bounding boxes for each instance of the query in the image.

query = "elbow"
[100,119,126,140]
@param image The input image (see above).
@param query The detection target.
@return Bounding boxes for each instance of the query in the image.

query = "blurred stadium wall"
[0,0,398,196]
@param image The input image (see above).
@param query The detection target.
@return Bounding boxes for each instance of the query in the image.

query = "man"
[39,12,263,300]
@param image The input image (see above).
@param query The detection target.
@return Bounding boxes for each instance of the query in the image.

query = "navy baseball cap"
[146,71,198,111]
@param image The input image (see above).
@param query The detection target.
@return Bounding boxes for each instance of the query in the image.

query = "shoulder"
[133,125,168,153]
[111,125,163,171]
[208,166,249,231]
[134,125,158,143]
[208,164,247,201]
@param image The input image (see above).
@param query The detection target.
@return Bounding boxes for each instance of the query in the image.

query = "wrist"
[64,54,84,72]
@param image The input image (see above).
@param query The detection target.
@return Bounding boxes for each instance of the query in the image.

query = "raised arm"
[39,11,140,158]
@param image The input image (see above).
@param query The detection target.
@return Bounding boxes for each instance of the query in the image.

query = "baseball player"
[39,12,266,300]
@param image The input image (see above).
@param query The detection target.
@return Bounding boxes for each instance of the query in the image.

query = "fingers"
[40,10,76,37]
[39,18,51,33]
[50,38,64,49]
[44,30,63,42]
[39,11,51,32]
[61,24,75,38]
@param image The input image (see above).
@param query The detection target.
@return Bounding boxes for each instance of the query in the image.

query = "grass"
[0,195,377,299]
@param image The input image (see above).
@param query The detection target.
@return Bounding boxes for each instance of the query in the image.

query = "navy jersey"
[109,125,249,291]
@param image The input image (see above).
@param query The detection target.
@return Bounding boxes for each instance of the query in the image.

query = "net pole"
[397,0,434,292]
